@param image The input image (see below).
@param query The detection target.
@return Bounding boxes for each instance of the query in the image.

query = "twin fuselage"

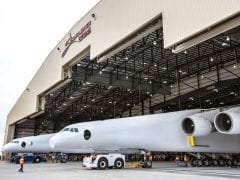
[3,108,240,154]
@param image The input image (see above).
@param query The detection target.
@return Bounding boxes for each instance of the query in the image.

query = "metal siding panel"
[90,0,164,59]
[163,0,240,48]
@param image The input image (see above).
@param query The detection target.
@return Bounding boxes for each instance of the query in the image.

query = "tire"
[146,160,152,168]
[197,160,202,167]
[213,160,218,167]
[35,158,40,163]
[142,160,152,168]
[114,158,124,169]
[226,160,232,166]
[203,160,209,167]
[98,158,108,170]
[191,160,197,167]
[218,159,225,166]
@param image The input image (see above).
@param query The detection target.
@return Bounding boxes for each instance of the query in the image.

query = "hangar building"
[4,0,240,145]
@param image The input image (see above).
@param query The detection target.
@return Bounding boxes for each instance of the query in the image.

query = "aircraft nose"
[3,144,11,152]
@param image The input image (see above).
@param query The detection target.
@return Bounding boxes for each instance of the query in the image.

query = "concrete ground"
[0,161,240,180]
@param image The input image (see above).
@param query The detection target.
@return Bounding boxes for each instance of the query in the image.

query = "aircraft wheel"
[213,160,218,167]
[218,159,225,166]
[233,159,239,166]
[98,158,108,170]
[203,159,210,167]
[145,160,152,168]
[114,158,124,169]
[197,160,202,167]
[190,160,197,167]
[226,160,232,167]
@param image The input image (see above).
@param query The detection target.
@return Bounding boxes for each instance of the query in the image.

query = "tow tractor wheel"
[114,158,124,169]
[98,158,108,170]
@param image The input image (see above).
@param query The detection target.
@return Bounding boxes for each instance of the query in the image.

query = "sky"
[0,0,100,153]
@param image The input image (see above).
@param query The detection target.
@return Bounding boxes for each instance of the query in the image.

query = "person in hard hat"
[175,155,180,166]
[18,156,25,172]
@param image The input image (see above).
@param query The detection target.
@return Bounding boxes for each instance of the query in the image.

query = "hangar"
[4,0,240,147]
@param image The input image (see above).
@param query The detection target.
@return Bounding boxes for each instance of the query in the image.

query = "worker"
[183,155,189,167]
[175,155,180,166]
[148,155,152,161]
[92,152,97,163]
[18,156,25,172]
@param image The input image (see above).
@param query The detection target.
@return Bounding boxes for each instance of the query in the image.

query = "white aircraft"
[49,108,240,154]
[3,134,54,153]
[3,133,94,154]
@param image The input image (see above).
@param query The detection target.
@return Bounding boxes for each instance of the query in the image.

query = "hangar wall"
[163,0,240,47]
[5,0,240,144]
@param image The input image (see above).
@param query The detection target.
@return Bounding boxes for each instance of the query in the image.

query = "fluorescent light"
[222,42,228,46]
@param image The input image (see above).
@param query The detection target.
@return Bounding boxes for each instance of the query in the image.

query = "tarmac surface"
[0,161,240,180]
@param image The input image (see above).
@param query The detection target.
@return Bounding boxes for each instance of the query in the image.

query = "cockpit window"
[84,129,91,140]
[11,140,19,144]
[61,127,79,133]
[63,127,79,132]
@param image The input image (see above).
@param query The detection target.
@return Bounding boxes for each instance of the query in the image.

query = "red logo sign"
[62,21,91,57]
